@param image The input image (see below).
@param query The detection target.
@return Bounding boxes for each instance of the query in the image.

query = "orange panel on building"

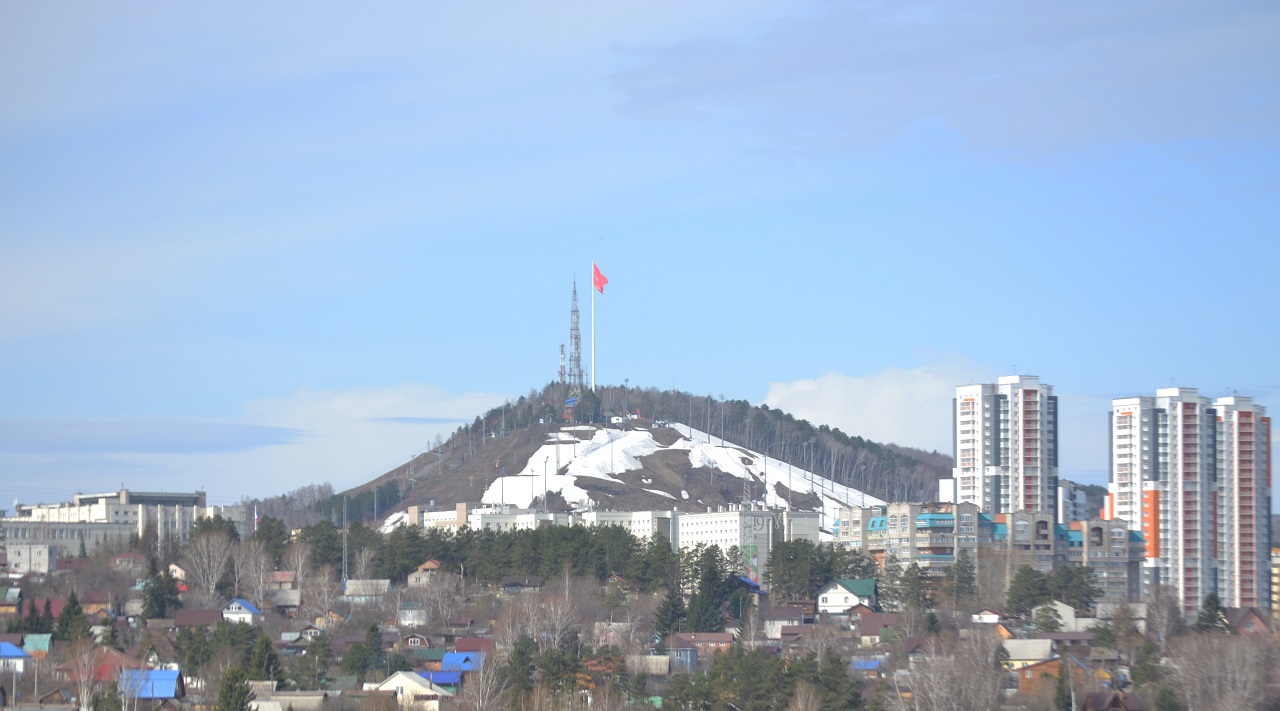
[1141,490,1159,559]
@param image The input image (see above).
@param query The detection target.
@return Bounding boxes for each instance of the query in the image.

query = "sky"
[2,1,1278,513]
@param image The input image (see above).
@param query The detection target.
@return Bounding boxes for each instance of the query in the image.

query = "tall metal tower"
[558,344,566,384]
[568,280,584,390]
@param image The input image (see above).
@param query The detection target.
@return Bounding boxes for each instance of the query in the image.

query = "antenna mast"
[568,281,584,391]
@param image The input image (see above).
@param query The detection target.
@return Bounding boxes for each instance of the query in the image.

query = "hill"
[318,383,953,527]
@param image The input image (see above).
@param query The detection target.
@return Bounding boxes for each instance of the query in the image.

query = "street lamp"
[543,456,549,514]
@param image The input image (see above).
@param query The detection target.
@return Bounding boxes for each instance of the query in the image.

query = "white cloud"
[763,361,987,454]
[0,384,509,507]
[763,362,1114,487]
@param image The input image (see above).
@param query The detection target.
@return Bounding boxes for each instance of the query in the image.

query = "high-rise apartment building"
[1215,396,1272,610]
[940,375,1059,519]
[1106,389,1272,614]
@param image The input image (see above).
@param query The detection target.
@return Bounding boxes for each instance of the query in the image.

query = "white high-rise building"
[941,375,1059,519]
[1214,396,1272,611]
[1106,388,1272,615]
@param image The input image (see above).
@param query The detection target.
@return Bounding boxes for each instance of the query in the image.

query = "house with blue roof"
[223,598,263,625]
[0,641,33,673]
[119,669,185,709]
[440,651,484,672]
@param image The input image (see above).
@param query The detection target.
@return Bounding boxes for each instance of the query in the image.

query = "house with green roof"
[817,578,878,615]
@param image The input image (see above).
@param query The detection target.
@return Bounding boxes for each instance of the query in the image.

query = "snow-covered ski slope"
[477,421,885,526]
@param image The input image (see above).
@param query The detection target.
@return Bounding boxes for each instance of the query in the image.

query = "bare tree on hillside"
[237,539,273,609]
[302,565,342,624]
[891,633,1004,711]
[66,639,102,711]
[456,648,508,711]
[184,531,234,608]
[353,547,377,580]
[284,541,312,586]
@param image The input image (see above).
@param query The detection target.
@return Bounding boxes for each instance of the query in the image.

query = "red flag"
[593,262,608,293]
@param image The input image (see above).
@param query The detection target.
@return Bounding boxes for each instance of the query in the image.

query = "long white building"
[940,375,1059,519]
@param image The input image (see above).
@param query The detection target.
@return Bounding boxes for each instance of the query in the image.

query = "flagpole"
[591,261,596,392]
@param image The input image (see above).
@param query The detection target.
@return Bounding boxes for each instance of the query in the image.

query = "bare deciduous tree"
[787,682,822,711]
[284,540,312,585]
[65,639,102,711]
[455,650,509,711]
[238,539,273,610]
[302,565,342,625]
[1171,633,1276,711]
[891,632,1005,711]
[353,547,377,580]
[183,531,234,608]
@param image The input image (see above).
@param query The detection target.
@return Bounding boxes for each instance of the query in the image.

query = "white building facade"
[941,375,1059,519]
[1106,388,1272,614]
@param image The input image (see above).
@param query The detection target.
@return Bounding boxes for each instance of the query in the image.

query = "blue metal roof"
[867,517,887,530]
[441,652,484,671]
[229,598,262,615]
[0,642,31,659]
[850,660,881,670]
[119,670,182,699]
[420,671,462,685]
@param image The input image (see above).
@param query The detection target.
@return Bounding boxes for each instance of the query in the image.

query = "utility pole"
[341,497,349,582]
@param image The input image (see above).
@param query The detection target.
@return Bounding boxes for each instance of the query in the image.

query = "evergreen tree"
[215,667,255,711]
[815,649,861,710]
[247,635,283,682]
[946,550,978,607]
[143,566,182,619]
[654,586,686,639]
[39,598,55,633]
[250,516,290,567]
[899,562,932,609]
[1193,592,1229,633]
[1034,604,1064,633]
[1053,658,1072,711]
[1006,566,1051,617]
[503,636,537,705]
[56,590,91,642]
[1155,687,1183,711]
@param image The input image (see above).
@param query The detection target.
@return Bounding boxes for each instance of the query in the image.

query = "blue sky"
[2,1,1277,512]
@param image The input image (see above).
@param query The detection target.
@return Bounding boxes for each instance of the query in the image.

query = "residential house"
[167,563,188,582]
[270,571,296,590]
[223,599,264,626]
[173,609,222,629]
[971,608,1006,624]
[0,588,22,617]
[763,607,805,639]
[498,576,545,594]
[1225,607,1272,635]
[440,652,484,673]
[1001,639,1054,670]
[667,633,733,662]
[418,671,461,695]
[593,621,633,648]
[817,578,878,615]
[23,633,52,660]
[341,580,390,606]
[400,634,430,651]
[397,602,427,628]
[0,641,33,673]
[453,638,496,655]
[315,610,344,631]
[1016,655,1093,698]
[855,613,900,647]
[269,589,301,618]
[82,591,113,617]
[1032,600,1094,633]
[369,670,452,711]
[407,561,441,587]
[118,669,186,711]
